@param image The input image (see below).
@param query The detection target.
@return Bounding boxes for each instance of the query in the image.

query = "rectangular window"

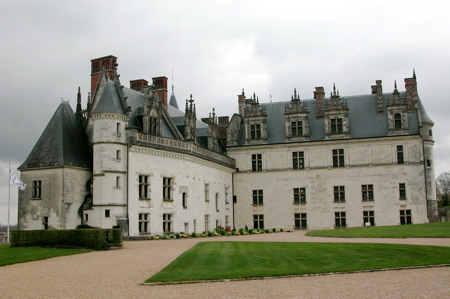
[43,216,49,230]
[293,188,306,203]
[292,151,305,170]
[116,176,121,188]
[394,113,402,129]
[252,189,263,205]
[225,186,229,204]
[291,121,303,137]
[182,192,187,208]
[334,186,345,202]
[32,180,42,199]
[250,124,261,139]
[116,122,121,136]
[335,212,346,228]
[400,210,412,225]
[163,213,172,233]
[294,213,307,229]
[332,149,345,167]
[205,214,210,231]
[116,150,121,160]
[397,145,404,164]
[139,175,150,199]
[163,177,173,200]
[139,213,149,234]
[105,210,110,218]
[331,118,343,134]
[363,211,375,226]
[252,154,262,171]
[399,183,406,199]
[205,183,209,201]
[362,184,374,201]
[215,193,219,212]
[253,214,264,229]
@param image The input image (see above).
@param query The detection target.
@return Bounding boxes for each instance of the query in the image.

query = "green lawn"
[306,222,450,238]
[0,244,90,267]
[145,241,450,283]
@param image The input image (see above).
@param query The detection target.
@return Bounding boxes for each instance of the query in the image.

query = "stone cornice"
[91,113,129,122]
[227,134,422,152]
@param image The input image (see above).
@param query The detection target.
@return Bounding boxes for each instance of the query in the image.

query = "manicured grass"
[306,222,450,238]
[145,241,450,283]
[0,244,90,267]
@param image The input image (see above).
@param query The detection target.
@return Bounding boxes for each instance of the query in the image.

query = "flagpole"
[7,160,11,243]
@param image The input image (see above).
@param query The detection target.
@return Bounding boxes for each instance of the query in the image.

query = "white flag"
[10,171,26,190]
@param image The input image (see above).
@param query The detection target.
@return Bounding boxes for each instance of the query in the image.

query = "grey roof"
[19,102,92,170]
[169,89,179,109]
[236,91,422,146]
[417,97,434,124]
[92,80,127,115]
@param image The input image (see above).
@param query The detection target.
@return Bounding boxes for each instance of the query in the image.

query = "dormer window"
[324,85,349,139]
[149,117,158,135]
[285,89,309,141]
[330,118,343,134]
[291,121,303,137]
[250,124,261,139]
[387,81,409,135]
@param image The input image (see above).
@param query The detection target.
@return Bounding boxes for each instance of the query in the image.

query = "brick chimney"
[152,77,168,109]
[371,80,384,114]
[90,55,117,98]
[130,79,148,92]
[404,71,418,110]
[314,87,325,118]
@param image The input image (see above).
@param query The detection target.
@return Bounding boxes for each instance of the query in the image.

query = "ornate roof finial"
[242,88,245,96]
[171,68,174,92]
[413,68,416,79]
[393,80,399,95]
[333,83,336,96]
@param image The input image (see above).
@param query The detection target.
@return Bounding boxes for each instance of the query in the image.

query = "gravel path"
[1,232,449,298]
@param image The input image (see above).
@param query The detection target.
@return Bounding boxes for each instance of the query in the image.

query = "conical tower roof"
[92,80,128,115]
[19,101,92,170]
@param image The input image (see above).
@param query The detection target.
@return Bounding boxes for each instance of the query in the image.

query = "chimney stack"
[314,87,325,118]
[90,55,117,99]
[152,77,168,109]
[130,79,149,92]
[238,88,246,116]
[371,80,384,114]
[404,71,418,110]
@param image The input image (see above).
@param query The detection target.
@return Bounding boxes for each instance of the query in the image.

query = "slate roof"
[92,80,127,115]
[19,101,92,170]
[234,91,426,146]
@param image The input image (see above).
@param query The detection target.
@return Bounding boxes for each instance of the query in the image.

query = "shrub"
[10,229,121,251]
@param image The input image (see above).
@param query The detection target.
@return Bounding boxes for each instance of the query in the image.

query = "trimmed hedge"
[10,229,122,251]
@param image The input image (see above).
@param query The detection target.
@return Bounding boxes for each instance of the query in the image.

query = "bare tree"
[436,172,450,195]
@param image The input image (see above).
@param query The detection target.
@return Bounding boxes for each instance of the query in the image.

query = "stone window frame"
[163,177,173,201]
[252,189,264,205]
[333,186,345,202]
[399,183,406,200]
[332,149,345,168]
[253,214,264,229]
[251,153,262,172]
[293,187,306,204]
[292,151,305,170]
[400,209,412,225]
[335,211,346,228]
[139,213,150,234]
[163,213,173,233]
[363,211,375,226]
[361,184,374,201]
[139,175,150,200]
[294,213,307,229]
[397,145,404,164]
[32,180,42,199]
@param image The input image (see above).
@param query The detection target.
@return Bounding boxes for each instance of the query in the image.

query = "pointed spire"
[413,68,416,79]
[242,88,245,96]
[393,80,399,94]
[333,83,337,96]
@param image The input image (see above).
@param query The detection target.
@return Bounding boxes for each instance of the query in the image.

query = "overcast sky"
[1,0,450,225]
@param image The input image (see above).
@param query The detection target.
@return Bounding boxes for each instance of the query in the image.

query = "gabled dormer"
[324,84,350,139]
[387,81,409,135]
[285,88,309,141]
[244,93,268,145]
[184,95,197,142]
[142,91,163,136]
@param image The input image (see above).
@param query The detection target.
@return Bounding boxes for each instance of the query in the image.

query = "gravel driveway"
[1,231,449,298]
